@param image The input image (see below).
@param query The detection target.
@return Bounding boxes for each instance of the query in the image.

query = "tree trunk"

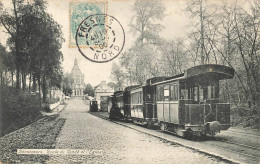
[14,0,21,90]
[42,76,47,103]
[200,0,205,65]
[0,71,3,86]
[22,73,26,90]
[38,77,41,100]
[29,73,31,91]
[0,83,3,137]
[16,67,20,89]
[11,71,14,87]
[32,74,36,92]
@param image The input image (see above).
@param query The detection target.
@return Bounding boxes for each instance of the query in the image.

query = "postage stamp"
[69,1,107,47]
[76,14,125,63]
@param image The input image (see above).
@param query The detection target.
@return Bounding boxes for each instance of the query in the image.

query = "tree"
[107,82,117,89]
[233,0,260,109]
[130,0,165,45]
[83,84,94,97]
[0,0,64,103]
[116,0,166,85]
[1,0,64,103]
[62,73,73,96]
[0,44,10,86]
[159,39,189,76]
[110,62,125,89]
[185,0,260,126]
[0,0,27,89]
[186,0,219,65]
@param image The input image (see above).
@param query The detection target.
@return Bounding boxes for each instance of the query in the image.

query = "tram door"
[143,86,155,119]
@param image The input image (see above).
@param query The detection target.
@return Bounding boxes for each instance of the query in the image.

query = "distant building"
[70,58,85,97]
[49,87,65,102]
[94,81,114,111]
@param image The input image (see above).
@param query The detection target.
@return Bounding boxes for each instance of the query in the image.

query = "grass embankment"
[0,115,65,164]
[1,87,43,136]
[231,106,259,129]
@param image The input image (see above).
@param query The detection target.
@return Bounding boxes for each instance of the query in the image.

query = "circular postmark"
[75,14,125,63]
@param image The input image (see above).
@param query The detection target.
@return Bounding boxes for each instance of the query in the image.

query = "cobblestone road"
[47,99,226,164]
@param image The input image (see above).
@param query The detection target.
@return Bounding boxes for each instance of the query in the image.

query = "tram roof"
[185,64,235,81]
[128,85,143,92]
[114,90,123,96]
[124,85,141,91]
[150,64,235,86]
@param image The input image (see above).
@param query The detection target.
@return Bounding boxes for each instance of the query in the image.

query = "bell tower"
[70,57,85,97]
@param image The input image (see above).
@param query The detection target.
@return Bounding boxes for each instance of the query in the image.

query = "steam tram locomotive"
[108,64,235,138]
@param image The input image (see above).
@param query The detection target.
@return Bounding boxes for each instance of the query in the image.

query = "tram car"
[107,91,124,120]
[152,64,234,137]
[108,64,235,138]
[128,77,165,127]
[108,86,140,120]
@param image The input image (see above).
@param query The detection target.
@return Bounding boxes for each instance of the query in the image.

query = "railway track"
[223,129,260,138]
[156,127,260,162]
[90,112,260,164]
[211,136,260,151]
[206,136,260,160]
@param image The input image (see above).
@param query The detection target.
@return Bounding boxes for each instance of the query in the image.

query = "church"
[70,58,85,97]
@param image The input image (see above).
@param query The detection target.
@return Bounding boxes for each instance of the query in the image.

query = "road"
[47,99,226,164]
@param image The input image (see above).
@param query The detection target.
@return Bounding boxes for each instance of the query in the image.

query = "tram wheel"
[160,122,167,131]
[147,122,153,129]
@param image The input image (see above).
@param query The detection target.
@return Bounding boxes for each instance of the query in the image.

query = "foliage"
[62,73,74,96]
[185,0,219,65]
[158,39,190,76]
[107,82,117,89]
[130,0,165,44]
[0,0,64,136]
[0,43,12,86]
[83,83,94,97]
[111,62,125,88]
[111,0,166,86]
[0,0,64,103]
[0,86,42,136]
[231,107,259,128]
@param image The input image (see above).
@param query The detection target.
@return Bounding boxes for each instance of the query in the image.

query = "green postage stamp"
[69,1,107,47]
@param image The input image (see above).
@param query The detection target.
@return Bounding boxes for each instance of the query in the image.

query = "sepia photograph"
[0,0,259,164]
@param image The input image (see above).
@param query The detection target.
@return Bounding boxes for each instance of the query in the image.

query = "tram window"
[199,86,203,101]
[157,86,164,101]
[194,86,199,102]
[174,85,179,101]
[170,84,179,101]
[189,87,193,100]
[147,93,151,100]
[211,85,215,98]
[133,93,138,104]
[207,83,218,99]
[208,85,212,99]
[180,89,188,100]
[170,86,173,101]
[164,85,170,101]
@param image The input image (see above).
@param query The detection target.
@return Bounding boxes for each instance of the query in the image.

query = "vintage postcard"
[0,0,259,164]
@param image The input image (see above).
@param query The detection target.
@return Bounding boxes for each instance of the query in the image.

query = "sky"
[0,0,247,87]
